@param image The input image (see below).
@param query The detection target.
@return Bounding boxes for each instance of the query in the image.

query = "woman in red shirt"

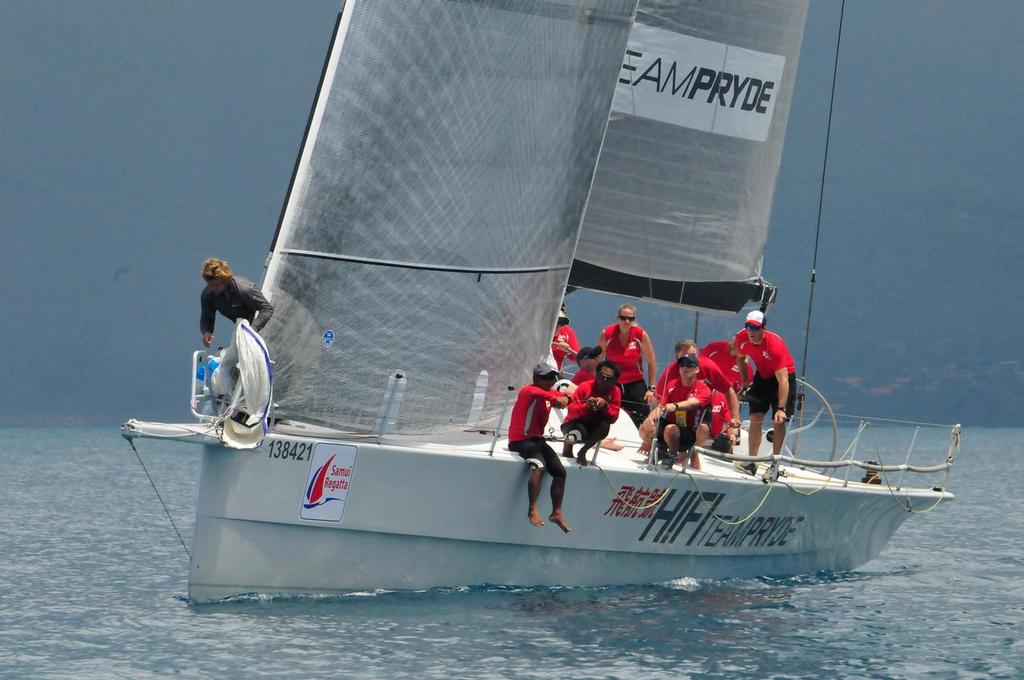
[596,304,657,427]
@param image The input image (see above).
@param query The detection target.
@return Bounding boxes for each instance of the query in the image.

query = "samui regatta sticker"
[300,443,358,522]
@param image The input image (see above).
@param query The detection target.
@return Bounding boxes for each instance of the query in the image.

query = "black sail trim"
[568,260,771,313]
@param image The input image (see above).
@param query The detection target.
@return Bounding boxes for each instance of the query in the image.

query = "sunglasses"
[597,373,616,381]
[618,315,636,322]
[745,323,764,331]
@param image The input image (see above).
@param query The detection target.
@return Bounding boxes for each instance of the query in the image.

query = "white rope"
[832,412,956,428]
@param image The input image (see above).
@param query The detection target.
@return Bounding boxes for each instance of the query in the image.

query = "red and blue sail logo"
[300,444,358,522]
[303,454,337,509]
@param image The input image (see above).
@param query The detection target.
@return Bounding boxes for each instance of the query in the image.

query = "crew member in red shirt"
[551,305,579,371]
[658,353,712,470]
[734,310,796,460]
[568,346,602,390]
[508,364,571,532]
[701,391,735,453]
[596,304,657,427]
[561,360,622,466]
[654,339,741,445]
[700,339,750,392]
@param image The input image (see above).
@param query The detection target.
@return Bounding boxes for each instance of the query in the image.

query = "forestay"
[261,0,638,433]
[569,0,809,312]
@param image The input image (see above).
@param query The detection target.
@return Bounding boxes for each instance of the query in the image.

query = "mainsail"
[570,0,809,312]
[261,0,638,433]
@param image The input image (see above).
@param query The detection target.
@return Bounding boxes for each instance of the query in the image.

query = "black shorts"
[561,417,612,443]
[748,372,797,417]
[619,380,650,426]
[508,438,566,478]
[656,414,697,451]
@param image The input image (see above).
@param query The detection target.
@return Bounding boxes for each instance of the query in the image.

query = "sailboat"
[123,0,959,602]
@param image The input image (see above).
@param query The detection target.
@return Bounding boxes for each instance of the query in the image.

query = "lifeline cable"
[123,436,192,560]
[592,458,685,511]
[683,467,776,526]
[865,423,950,514]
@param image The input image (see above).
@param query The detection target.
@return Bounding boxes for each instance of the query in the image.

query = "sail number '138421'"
[266,439,313,461]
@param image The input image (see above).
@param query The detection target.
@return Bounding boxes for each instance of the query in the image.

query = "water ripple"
[0,427,1020,678]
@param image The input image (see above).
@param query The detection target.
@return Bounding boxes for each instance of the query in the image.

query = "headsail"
[262,0,638,433]
[569,0,809,312]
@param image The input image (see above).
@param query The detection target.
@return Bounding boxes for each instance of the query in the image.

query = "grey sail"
[569,0,809,312]
[261,0,638,433]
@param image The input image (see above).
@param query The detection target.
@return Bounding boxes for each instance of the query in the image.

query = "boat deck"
[270,419,933,495]
[122,415,952,498]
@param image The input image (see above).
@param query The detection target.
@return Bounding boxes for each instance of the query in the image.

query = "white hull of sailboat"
[185,431,939,602]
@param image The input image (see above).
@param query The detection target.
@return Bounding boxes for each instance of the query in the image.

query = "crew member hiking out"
[507,364,572,533]
[199,258,274,347]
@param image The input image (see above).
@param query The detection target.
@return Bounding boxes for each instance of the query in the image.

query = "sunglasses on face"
[745,324,763,331]
[597,373,616,381]
[618,315,636,322]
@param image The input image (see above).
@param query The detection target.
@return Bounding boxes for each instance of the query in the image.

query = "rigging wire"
[123,436,192,560]
[800,0,846,380]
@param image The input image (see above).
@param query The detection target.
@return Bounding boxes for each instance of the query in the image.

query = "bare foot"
[690,454,701,471]
[549,511,572,533]
[601,438,625,451]
[528,509,545,527]
[576,453,588,467]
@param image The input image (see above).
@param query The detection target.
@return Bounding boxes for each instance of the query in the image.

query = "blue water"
[0,427,1020,678]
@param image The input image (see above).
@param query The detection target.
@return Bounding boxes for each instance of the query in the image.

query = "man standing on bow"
[735,310,796,459]
[199,258,274,347]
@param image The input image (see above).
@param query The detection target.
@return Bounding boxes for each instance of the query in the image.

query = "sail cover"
[261,0,638,433]
[569,0,809,312]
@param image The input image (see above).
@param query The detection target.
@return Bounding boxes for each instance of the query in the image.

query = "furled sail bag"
[220,319,273,449]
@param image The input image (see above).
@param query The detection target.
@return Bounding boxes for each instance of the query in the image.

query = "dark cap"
[576,346,601,362]
[533,363,559,378]
[677,353,700,368]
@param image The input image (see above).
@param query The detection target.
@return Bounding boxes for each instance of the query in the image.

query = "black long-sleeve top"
[200,276,274,334]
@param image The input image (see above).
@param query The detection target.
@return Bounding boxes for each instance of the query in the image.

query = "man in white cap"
[550,304,579,370]
[734,310,796,464]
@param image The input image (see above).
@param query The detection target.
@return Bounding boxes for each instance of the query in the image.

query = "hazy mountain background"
[1,1,1021,427]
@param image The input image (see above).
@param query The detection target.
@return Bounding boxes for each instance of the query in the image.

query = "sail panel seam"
[279,249,570,275]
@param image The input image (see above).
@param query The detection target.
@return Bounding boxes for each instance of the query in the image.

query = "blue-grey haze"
[1,1,1021,426]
